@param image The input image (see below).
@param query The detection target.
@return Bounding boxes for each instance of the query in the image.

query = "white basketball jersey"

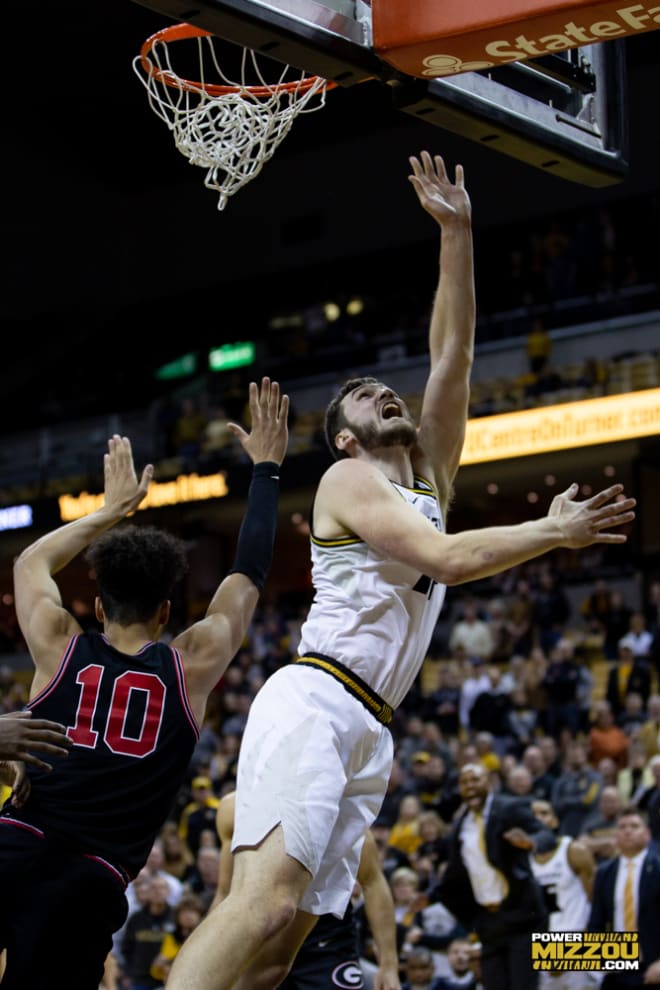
[297,476,446,710]
[531,836,591,932]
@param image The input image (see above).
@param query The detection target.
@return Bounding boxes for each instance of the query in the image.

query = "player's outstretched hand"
[548,483,636,548]
[0,710,71,772]
[228,377,289,467]
[104,435,153,517]
[408,150,471,226]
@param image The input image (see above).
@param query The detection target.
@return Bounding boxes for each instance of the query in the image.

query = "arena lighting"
[0,504,32,532]
[461,388,660,465]
[58,473,229,522]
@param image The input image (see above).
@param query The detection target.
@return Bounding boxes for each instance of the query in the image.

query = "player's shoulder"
[320,457,390,490]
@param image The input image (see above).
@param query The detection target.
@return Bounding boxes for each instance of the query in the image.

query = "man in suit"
[588,806,660,988]
[428,762,555,990]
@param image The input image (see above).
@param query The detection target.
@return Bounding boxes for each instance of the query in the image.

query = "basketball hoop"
[133,24,336,210]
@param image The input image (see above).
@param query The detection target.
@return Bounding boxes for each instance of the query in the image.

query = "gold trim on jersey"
[295,654,394,726]
[310,534,363,547]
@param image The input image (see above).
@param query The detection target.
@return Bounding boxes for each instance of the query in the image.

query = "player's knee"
[260,897,298,940]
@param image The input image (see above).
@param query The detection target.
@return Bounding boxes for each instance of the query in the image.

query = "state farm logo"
[421,2,660,76]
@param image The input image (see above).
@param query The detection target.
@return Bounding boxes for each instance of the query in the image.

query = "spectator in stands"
[552,739,603,837]
[506,579,535,657]
[588,700,631,770]
[414,754,461,825]
[397,716,428,770]
[179,776,221,858]
[508,686,539,757]
[606,642,652,716]
[485,598,517,665]
[183,845,220,913]
[459,658,491,737]
[121,875,176,990]
[537,735,563,784]
[579,785,624,863]
[469,667,514,755]
[636,754,660,854]
[402,887,467,967]
[474,732,502,776]
[423,665,461,738]
[449,599,494,662]
[532,572,571,654]
[618,740,654,805]
[160,821,195,882]
[504,763,534,798]
[638,694,660,759]
[541,637,582,739]
[390,867,428,937]
[389,795,425,858]
[150,894,205,987]
[596,757,620,789]
[411,811,449,889]
[617,692,648,738]
[522,745,555,802]
[140,838,185,907]
[401,946,436,990]
[581,578,614,635]
[619,611,654,661]
[380,758,415,829]
[602,589,633,661]
[371,818,412,880]
[432,937,481,990]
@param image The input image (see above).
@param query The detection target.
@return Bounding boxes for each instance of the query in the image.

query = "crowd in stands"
[2,566,660,988]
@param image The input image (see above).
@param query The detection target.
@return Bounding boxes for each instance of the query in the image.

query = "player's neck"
[357,447,414,487]
[103,621,160,655]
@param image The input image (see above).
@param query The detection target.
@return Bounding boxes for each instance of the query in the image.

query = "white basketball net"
[133,31,331,210]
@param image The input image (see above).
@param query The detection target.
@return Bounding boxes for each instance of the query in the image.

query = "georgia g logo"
[332,961,364,988]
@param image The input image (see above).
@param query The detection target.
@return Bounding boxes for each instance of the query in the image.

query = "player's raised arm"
[408,151,475,512]
[172,378,288,714]
[13,436,153,680]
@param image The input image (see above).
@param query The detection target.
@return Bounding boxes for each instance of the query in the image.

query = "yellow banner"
[59,472,229,522]
[461,388,660,465]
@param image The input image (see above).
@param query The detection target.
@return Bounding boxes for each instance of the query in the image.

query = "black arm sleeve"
[228,461,280,590]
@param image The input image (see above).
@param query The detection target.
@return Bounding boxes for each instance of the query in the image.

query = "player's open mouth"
[381,401,402,419]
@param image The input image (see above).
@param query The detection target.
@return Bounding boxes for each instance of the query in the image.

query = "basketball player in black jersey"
[0,377,288,990]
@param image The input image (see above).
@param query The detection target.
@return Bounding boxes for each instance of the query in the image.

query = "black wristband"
[229,461,280,590]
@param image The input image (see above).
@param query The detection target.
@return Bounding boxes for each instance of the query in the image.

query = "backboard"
[131,0,630,186]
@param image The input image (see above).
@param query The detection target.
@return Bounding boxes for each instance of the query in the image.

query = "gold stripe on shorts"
[294,654,394,726]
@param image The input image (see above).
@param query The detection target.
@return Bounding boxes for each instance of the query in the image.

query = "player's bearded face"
[348,418,417,451]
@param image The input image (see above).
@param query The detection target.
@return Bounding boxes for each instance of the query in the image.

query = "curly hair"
[85,524,189,625]
[324,376,379,460]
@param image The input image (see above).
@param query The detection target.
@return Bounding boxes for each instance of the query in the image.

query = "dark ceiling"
[2,4,660,432]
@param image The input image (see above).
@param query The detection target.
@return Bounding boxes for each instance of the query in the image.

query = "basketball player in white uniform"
[530,799,599,990]
[167,154,635,990]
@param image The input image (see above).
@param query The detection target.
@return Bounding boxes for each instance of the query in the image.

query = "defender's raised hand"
[228,377,289,467]
[408,150,471,226]
[549,483,636,548]
[104,435,153,517]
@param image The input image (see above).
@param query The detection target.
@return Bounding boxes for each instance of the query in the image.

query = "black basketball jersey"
[3,632,199,877]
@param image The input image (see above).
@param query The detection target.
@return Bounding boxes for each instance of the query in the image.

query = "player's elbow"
[427,545,478,587]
